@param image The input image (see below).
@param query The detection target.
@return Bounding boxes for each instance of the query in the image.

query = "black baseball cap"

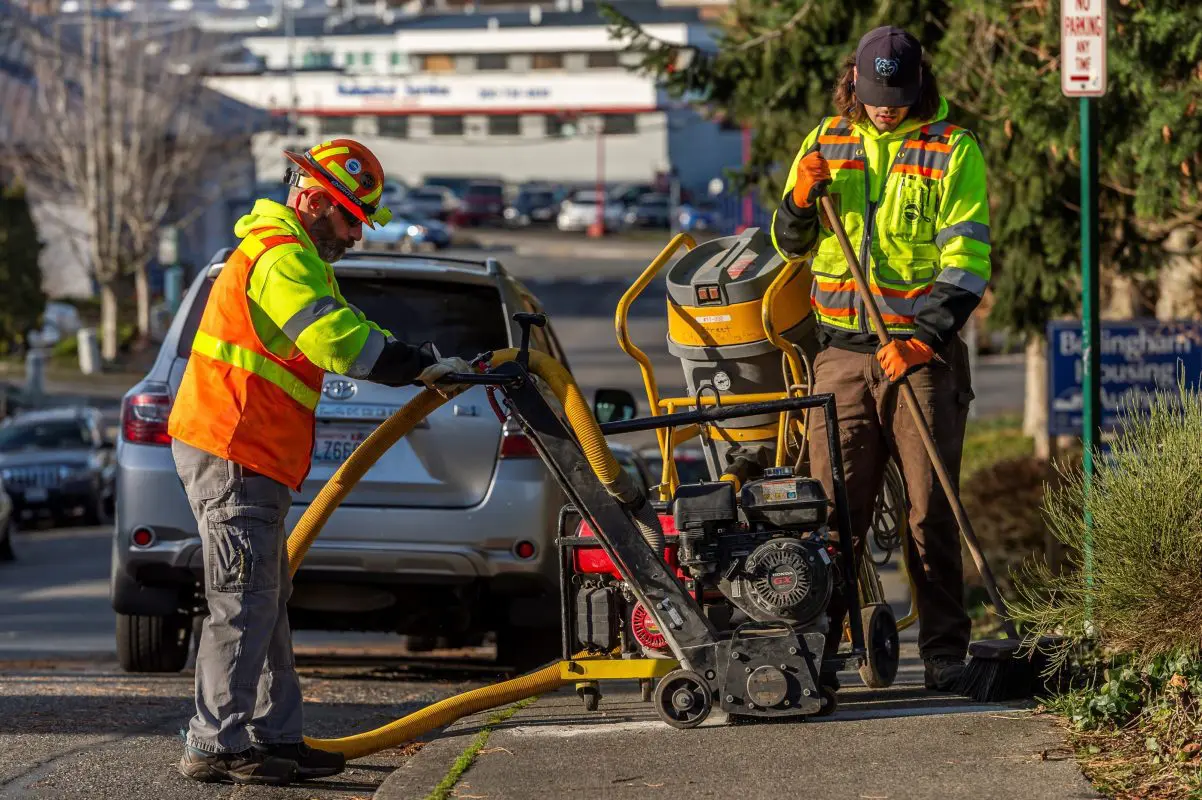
[854,26,923,108]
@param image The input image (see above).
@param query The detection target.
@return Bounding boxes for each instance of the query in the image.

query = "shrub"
[1011,383,1202,664]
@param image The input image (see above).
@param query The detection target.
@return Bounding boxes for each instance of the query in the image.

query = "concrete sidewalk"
[376,566,1096,800]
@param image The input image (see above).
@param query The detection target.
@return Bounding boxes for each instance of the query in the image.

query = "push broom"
[816,193,1042,702]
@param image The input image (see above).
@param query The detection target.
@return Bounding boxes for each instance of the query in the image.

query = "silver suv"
[112,249,572,672]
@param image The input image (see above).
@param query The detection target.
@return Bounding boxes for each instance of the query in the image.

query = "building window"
[419,54,456,73]
[302,51,333,68]
[545,115,566,138]
[488,115,521,136]
[431,115,464,136]
[586,51,620,69]
[362,51,374,66]
[476,53,509,71]
[344,52,354,66]
[531,52,564,70]
[377,115,408,138]
[390,51,404,69]
[321,115,355,136]
[603,113,637,135]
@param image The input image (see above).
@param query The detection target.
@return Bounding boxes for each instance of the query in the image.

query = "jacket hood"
[234,199,317,252]
[853,95,949,140]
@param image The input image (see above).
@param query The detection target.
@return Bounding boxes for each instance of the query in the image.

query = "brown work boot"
[924,656,965,692]
[178,746,297,785]
[254,742,346,780]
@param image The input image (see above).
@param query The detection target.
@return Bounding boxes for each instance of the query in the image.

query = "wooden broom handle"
[817,194,1019,641]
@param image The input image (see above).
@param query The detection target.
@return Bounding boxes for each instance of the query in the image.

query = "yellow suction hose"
[286,348,639,759]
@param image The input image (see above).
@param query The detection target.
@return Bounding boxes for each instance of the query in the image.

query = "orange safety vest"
[168,227,325,490]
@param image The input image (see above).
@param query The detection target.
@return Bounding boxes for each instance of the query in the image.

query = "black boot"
[178,746,297,785]
[254,742,346,780]
[924,656,965,691]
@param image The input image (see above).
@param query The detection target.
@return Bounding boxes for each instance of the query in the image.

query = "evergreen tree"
[604,0,1202,335]
[0,180,46,355]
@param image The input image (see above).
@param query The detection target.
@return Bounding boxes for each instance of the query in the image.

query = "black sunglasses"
[332,203,362,228]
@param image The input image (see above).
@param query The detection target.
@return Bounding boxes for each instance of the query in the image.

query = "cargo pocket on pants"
[205,505,281,593]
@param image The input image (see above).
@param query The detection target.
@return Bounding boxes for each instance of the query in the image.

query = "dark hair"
[832,53,940,124]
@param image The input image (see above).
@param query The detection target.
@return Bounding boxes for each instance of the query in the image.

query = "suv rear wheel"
[116,612,192,672]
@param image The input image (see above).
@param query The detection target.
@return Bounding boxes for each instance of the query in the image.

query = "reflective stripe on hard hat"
[191,329,320,410]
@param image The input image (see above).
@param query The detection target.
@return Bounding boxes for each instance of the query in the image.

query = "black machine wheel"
[116,612,192,673]
[858,603,901,689]
[639,678,653,703]
[814,684,838,717]
[654,669,712,730]
[577,684,601,712]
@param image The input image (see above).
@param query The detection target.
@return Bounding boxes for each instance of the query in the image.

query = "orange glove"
[791,150,832,208]
[877,339,935,382]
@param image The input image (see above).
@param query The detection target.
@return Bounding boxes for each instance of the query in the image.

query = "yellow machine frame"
[613,234,919,634]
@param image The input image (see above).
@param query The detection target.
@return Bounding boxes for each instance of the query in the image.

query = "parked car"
[112,248,580,673]
[677,201,725,233]
[0,406,115,527]
[504,186,560,227]
[403,186,458,221]
[449,182,506,227]
[623,193,672,229]
[0,474,15,561]
[638,445,712,488]
[556,190,626,232]
[609,183,656,210]
[361,212,452,252]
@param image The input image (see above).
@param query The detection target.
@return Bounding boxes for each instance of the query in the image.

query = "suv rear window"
[336,277,509,359]
[179,275,509,362]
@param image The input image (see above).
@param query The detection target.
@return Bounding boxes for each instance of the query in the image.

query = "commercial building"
[203,2,744,195]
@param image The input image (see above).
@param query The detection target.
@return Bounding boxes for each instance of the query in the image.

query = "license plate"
[24,487,48,502]
[314,429,370,464]
[316,403,403,422]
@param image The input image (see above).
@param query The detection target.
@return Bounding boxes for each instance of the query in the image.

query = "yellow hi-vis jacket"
[771,97,991,352]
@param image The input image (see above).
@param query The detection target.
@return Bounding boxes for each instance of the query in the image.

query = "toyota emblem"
[322,379,357,401]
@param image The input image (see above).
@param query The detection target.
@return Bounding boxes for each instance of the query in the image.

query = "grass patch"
[961,413,1033,480]
[425,697,536,800]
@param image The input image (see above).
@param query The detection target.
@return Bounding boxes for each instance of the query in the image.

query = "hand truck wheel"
[653,669,712,729]
[576,682,601,712]
[639,678,653,703]
[858,603,900,689]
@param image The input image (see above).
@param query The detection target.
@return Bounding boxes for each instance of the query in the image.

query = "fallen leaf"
[477,747,513,756]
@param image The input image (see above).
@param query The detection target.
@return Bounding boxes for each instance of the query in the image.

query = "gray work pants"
[173,439,303,754]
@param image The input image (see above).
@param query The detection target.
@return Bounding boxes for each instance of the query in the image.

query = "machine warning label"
[762,480,799,504]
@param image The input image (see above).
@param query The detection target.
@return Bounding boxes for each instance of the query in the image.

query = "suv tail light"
[499,427,538,459]
[122,384,172,446]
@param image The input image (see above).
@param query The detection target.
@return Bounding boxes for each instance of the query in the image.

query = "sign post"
[1061,0,1106,612]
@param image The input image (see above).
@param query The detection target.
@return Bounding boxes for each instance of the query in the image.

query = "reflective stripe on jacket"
[771,97,991,342]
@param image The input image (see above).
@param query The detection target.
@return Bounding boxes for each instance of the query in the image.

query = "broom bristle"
[956,638,1050,702]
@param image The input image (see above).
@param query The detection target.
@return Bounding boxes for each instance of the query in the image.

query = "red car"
[449,182,506,227]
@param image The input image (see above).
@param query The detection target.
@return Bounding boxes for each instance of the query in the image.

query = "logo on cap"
[875,57,899,77]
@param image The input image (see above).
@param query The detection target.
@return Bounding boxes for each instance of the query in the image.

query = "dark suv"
[449,182,506,227]
[0,407,115,527]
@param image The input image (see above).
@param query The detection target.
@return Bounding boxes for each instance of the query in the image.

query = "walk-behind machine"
[283,229,919,756]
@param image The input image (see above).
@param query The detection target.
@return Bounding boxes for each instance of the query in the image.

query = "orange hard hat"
[284,138,392,228]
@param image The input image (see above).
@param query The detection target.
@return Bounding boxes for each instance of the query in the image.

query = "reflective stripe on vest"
[191,329,320,410]
[810,117,967,334]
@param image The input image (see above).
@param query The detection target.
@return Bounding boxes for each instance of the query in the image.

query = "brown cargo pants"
[807,337,974,662]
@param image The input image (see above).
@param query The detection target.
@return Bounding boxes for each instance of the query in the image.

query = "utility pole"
[588,116,605,238]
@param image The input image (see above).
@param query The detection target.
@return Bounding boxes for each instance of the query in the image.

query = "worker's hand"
[791,150,832,209]
[876,339,935,382]
[418,357,474,398]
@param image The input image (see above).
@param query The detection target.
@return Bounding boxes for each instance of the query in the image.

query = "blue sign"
[336,84,397,97]
[1047,319,1202,436]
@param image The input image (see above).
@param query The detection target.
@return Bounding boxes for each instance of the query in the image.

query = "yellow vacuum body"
[666,228,818,474]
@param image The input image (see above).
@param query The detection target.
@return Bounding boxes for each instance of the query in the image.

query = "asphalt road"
[0,526,494,799]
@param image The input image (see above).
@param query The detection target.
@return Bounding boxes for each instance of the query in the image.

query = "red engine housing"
[571,514,686,581]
